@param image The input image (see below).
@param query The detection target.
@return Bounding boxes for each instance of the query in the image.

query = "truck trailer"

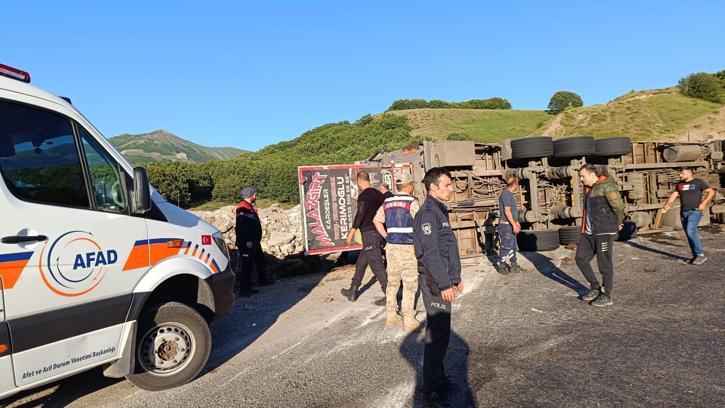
[300,137,725,257]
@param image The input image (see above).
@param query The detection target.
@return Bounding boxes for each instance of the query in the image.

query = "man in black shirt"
[341,170,387,304]
[379,182,394,199]
[663,167,715,265]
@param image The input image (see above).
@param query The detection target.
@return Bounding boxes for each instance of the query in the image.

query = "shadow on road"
[520,251,589,296]
[623,240,690,261]
[400,328,476,407]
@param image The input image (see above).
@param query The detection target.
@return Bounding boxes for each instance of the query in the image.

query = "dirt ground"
[5,226,725,407]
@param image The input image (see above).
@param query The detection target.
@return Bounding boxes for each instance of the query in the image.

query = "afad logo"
[39,231,117,297]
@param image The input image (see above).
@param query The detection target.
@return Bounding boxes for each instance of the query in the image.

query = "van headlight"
[213,232,231,261]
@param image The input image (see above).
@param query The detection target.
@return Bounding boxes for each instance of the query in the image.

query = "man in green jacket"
[576,164,625,307]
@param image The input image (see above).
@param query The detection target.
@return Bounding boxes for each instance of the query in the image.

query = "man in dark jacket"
[413,167,464,407]
[576,164,625,307]
[341,170,387,304]
[235,186,271,297]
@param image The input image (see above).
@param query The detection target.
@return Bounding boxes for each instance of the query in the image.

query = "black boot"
[341,284,359,302]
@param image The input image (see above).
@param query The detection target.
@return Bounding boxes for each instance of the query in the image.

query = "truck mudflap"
[205,265,235,318]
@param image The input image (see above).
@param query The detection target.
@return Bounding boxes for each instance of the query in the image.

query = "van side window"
[78,127,128,213]
[0,100,90,208]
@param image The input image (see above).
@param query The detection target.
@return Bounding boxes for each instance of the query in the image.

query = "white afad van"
[0,64,235,398]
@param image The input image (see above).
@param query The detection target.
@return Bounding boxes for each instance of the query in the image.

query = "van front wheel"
[126,301,211,391]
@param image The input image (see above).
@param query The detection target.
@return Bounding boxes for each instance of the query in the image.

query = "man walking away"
[235,187,272,297]
[662,167,715,265]
[373,172,420,331]
[413,167,464,407]
[496,176,525,274]
[341,171,388,304]
[575,164,624,307]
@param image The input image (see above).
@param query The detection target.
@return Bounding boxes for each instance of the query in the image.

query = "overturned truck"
[300,137,725,257]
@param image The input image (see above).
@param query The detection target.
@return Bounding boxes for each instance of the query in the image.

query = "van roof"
[0,75,74,110]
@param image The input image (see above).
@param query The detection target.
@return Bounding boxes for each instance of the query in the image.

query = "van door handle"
[1,235,48,244]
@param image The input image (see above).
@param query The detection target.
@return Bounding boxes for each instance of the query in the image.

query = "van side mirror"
[132,167,151,214]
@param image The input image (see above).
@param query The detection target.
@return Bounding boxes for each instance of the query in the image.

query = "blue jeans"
[680,210,704,257]
[497,224,517,265]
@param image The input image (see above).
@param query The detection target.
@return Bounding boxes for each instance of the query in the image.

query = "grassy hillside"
[109,129,244,164]
[537,88,723,140]
[387,108,551,142]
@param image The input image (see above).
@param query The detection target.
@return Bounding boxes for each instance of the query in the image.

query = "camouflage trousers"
[385,243,418,322]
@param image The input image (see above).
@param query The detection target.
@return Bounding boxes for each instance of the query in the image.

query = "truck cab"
[0,64,235,398]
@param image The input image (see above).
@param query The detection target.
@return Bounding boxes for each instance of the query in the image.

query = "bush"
[147,161,211,207]
[547,91,583,114]
[205,114,415,205]
[387,99,430,110]
[678,72,722,103]
[465,97,512,109]
[387,97,512,111]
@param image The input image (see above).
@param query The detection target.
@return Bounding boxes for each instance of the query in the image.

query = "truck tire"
[558,226,581,245]
[511,137,553,159]
[517,229,560,252]
[553,136,595,158]
[127,301,212,391]
[595,137,631,156]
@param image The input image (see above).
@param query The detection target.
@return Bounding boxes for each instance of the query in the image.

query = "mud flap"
[103,321,136,378]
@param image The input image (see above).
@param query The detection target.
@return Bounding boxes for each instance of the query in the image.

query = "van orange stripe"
[0,259,31,289]
[123,245,150,271]
[149,243,179,264]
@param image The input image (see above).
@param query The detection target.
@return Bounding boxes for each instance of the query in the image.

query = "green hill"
[537,88,723,140]
[387,108,551,142]
[385,88,723,143]
[109,129,244,164]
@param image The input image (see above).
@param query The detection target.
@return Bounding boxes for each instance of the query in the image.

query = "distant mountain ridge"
[109,129,245,164]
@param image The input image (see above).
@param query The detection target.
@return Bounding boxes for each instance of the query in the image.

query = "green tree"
[147,161,209,207]
[678,72,722,103]
[547,91,583,114]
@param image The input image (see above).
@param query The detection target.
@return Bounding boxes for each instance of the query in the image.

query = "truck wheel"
[126,301,211,391]
[558,226,581,245]
[517,229,560,252]
[511,136,553,159]
[595,137,631,156]
[553,136,595,158]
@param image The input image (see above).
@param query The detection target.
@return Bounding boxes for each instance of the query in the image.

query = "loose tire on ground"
[517,229,560,252]
[553,136,595,158]
[511,136,554,160]
[126,301,212,391]
[558,226,581,245]
[595,136,631,156]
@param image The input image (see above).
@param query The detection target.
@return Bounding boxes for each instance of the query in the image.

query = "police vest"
[383,195,417,244]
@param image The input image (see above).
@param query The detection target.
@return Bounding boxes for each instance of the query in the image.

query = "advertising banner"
[298,164,411,255]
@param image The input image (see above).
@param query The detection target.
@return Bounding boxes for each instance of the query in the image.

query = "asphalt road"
[5,226,725,407]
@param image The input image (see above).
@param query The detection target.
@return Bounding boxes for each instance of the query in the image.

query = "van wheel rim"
[139,322,194,375]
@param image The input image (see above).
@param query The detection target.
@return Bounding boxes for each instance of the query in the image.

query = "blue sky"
[4,1,724,151]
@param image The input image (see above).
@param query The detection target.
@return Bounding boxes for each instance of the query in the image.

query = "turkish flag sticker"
[201,235,212,245]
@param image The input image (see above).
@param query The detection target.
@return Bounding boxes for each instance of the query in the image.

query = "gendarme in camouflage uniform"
[373,173,420,331]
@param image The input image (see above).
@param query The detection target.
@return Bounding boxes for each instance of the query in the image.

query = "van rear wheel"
[126,301,211,391]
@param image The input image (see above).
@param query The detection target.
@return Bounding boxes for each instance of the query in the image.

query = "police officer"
[373,172,420,331]
[413,167,464,407]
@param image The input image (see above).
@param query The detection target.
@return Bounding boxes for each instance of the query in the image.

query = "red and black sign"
[298,164,410,255]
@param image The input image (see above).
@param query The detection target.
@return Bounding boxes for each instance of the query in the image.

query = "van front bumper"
[205,264,235,318]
